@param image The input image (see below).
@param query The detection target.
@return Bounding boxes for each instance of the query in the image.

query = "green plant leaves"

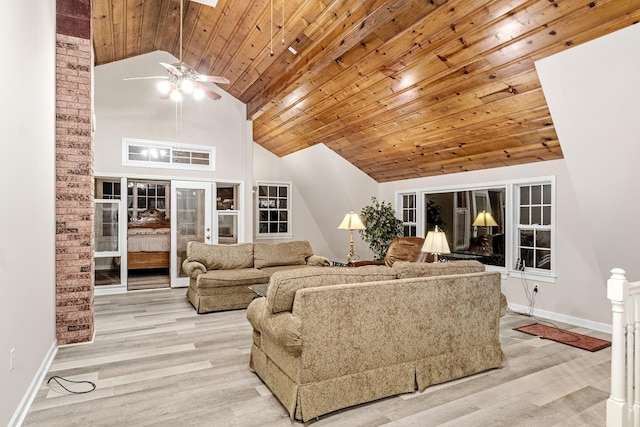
[358,196,403,261]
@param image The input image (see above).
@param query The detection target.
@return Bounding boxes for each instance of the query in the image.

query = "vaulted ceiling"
[92,0,639,182]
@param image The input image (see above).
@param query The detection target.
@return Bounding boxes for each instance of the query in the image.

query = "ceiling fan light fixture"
[170,89,182,102]
[180,78,195,94]
[157,80,171,94]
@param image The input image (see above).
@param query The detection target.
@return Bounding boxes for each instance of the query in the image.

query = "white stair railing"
[607,268,640,427]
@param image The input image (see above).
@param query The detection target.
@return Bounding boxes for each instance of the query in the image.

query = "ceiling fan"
[124,0,229,102]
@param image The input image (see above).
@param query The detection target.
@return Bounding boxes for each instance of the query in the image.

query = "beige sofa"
[246,261,505,421]
[182,240,329,314]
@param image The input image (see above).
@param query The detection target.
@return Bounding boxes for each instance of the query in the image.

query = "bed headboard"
[129,208,170,228]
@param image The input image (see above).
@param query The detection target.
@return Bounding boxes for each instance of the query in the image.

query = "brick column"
[56,0,94,345]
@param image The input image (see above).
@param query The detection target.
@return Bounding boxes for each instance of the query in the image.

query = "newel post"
[607,268,629,427]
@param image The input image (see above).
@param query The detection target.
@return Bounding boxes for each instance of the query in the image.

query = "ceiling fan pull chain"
[269,0,274,56]
[282,0,285,45]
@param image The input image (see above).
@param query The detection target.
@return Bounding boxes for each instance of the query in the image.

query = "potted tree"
[359,196,404,261]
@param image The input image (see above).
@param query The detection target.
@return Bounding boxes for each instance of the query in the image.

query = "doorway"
[126,179,172,290]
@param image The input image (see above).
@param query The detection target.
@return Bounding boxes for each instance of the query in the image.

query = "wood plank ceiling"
[92,0,640,182]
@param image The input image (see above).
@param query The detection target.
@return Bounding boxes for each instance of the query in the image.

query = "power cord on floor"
[505,263,537,317]
[507,267,582,343]
[47,376,96,394]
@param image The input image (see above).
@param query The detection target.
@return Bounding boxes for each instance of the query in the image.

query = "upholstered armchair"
[351,236,434,267]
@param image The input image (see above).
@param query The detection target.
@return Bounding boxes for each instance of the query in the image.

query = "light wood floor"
[22,289,611,426]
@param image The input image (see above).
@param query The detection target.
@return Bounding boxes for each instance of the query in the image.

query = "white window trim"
[397,192,418,237]
[255,181,293,239]
[509,176,557,282]
[122,138,215,171]
[394,176,557,283]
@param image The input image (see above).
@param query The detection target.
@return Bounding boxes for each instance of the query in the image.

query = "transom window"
[122,138,215,171]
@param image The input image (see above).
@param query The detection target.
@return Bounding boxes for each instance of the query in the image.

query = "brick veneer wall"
[56,0,94,345]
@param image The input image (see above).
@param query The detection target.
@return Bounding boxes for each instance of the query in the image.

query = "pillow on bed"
[187,241,254,270]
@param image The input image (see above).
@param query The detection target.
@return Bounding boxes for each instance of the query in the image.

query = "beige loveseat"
[246,261,505,421]
[182,240,329,314]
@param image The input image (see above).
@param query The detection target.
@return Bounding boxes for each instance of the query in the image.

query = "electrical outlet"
[10,348,14,371]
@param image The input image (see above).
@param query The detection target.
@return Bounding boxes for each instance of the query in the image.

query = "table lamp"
[338,210,366,264]
[422,225,451,262]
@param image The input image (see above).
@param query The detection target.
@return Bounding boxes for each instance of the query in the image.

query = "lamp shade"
[422,226,451,254]
[338,210,365,230]
[472,210,498,227]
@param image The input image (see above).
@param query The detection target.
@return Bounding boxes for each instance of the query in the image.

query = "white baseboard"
[8,340,58,427]
[507,303,612,335]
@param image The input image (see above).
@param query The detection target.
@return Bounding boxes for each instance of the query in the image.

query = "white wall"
[0,1,57,425]
[379,159,608,328]
[253,143,378,261]
[94,50,253,239]
[536,23,640,283]
[95,50,250,181]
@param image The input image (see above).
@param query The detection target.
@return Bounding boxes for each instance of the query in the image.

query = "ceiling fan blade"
[159,62,182,76]
[197,83,221,100]
[123,76,169,81]
[196,75,230,85]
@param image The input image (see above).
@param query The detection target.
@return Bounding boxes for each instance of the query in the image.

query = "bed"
[127,208,171,270]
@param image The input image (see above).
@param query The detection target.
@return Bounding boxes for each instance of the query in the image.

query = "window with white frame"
[256,182,291,237]
[399,193,417,236]
[127,180,170,221]
[122,138,215,171]
[516,182,553,271]
[394,177,555,277]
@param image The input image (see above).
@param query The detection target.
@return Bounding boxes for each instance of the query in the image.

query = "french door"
[170,181,213,287]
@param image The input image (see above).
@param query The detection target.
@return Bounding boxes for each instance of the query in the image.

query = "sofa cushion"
[392,260,485,279]
[254,240,313,269]
[195,268,270,289]
[259,264,319,276]
[187,241,254,270]
[266,265,396,314]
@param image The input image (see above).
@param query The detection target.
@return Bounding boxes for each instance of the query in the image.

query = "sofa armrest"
[306,255,330,267]
[247,298,302,356]
[247,297,267,332]
[182,259,206,279]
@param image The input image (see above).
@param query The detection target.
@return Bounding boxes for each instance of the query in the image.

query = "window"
[395,177,555,278]
[99,181,121,199]
[399,193,417,236]
[127,180,169,220]
[217,184,240,244]
[516,182,553,271]
[423,188,506,268]
[257,182,291,237]
[122,138,215,171]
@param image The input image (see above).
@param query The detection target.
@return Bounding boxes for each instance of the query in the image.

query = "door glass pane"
[95,256,121,286]
[95,202,119,252]
[218,213,238,244]
[176,188,206,278]
[94,200,121,286]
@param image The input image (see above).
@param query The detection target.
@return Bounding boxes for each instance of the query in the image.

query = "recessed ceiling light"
[191,0,218,7]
